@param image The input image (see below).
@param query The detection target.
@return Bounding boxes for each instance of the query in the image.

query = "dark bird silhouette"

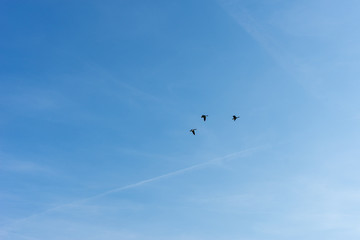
[190,129,197,135]
[232,115,240,121]
[201,115,208,121]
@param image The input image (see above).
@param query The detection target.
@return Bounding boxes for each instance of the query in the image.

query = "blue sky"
[1,0,360,239]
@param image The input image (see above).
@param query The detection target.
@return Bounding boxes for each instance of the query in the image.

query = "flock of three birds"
[189,115,240,135]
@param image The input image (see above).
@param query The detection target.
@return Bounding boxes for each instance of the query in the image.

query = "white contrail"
[81,146,262,202]
[1,146,266,230]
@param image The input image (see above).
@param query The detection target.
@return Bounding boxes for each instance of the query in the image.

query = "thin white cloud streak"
[82,146,261,202]
[89,66,161,103]
[0,151,55,175]
[218,0,322,96]
[67,60,162,104]
[219,0,360,119]
[1,145,266,231]
[47,43,162,105]
[218,0,295,71]
[0,160,54,175]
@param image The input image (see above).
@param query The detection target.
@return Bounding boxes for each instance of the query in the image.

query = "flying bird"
[201,115,208,121]
[190,129,197,135]
[232,115,240,121]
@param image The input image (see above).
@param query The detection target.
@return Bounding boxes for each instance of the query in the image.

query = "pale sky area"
[1,0,360,239]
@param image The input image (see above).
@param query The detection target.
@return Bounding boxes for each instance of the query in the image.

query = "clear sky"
[1,0,360,239]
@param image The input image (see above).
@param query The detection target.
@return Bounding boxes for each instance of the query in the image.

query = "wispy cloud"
[0,83,67,112]
[61,60,162,105]
[0,160,53,175]
[217,0,325,98]
[0,152,55,176]
[218,0,360,116]
[64,145,266,203]
[1,146,266,232]
[218,0,291,69]
[87,65,161,103]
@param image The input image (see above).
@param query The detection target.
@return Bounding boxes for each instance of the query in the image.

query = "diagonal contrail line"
[82,146,262,202]
[1,145,266,230]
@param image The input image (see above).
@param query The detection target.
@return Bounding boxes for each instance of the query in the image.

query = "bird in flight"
[190,129,197,135]
[201,115,208,121]
[232,115,240,121]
